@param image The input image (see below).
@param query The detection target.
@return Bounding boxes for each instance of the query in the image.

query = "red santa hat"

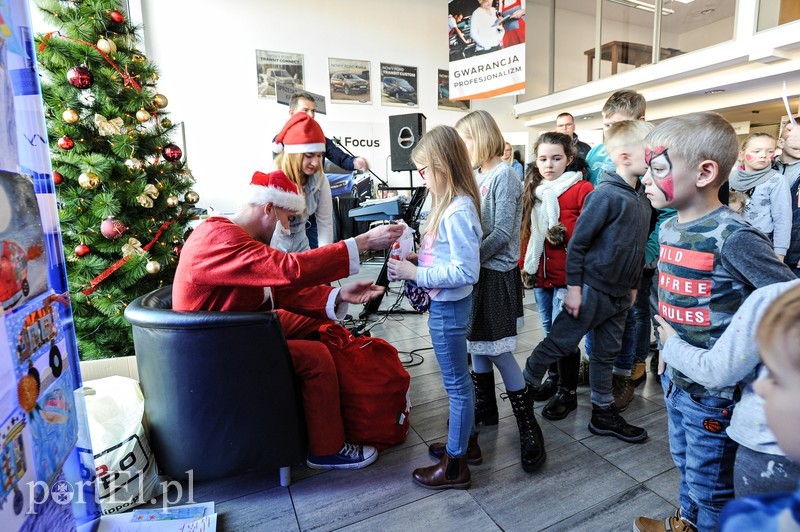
[273,112,326,154]
[248,170,306,212]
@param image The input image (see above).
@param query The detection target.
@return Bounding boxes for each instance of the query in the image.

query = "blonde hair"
[411,125,481,237]
[602,90,646,120]
[604,120,655,159]
[501,141,513,164]
[757,284,800,373]
[645,112,738,189]
[275,152,322,194]
[455,110,505,168]
[740,132,776,151]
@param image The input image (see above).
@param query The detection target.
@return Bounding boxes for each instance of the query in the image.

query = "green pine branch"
[36,0,198,360]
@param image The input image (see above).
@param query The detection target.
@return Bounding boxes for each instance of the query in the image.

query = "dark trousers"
[524,283,631,407]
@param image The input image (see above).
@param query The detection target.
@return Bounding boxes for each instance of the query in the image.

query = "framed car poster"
[328,58,371,104]
[380,63,418,108]
[437,69,470,111]
[255,50,305,99]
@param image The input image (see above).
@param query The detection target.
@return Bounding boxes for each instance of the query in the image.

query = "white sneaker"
[306,443,378,470]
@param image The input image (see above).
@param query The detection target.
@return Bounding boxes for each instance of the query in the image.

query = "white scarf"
[523,171,582,275]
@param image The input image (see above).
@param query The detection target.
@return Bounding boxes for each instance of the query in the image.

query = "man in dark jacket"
[556,112,591,174]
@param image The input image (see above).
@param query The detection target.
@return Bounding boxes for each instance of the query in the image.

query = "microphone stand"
[330,136,389,189]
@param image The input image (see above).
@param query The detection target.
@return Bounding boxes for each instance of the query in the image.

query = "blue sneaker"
[306,443,378,470]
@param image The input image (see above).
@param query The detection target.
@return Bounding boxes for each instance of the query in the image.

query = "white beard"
[270,223,292,252]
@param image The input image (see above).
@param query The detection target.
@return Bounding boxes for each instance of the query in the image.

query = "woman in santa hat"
[273,112,333,252]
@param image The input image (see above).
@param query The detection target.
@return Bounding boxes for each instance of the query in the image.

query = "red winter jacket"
[519,180,594,288]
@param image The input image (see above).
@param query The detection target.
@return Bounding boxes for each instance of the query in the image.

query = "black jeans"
[524,284,630,407]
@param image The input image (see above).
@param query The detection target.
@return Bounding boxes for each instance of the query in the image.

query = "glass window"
[758,0,800,31]
[552,1,599,92]
[520,0,554,100]
[591,1,656,82]
[659,1,735,56]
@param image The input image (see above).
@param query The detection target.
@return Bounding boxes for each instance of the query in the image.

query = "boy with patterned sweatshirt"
[633,113,796,532]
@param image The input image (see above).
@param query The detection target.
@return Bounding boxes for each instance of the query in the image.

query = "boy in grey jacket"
[523,120,653,443]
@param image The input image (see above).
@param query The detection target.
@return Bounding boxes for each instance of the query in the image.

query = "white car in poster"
[259,68,295,95]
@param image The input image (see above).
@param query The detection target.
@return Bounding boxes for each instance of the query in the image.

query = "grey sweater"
[475,161,523,272]
[662,279,800,455]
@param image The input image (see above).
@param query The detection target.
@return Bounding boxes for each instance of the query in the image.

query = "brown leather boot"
[412,453,471,490]
[428,433,482,465]
[612,374,635,412]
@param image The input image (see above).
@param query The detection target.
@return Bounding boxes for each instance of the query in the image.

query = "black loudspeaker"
[389,113,426,171]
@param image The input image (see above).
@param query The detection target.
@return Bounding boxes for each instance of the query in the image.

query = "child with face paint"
[728,133,792,262]
[635,113,796,532]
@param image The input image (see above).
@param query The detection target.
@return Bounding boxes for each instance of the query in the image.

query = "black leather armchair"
[124,285,305,487]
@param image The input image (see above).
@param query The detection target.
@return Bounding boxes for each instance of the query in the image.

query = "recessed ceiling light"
[705,89,725,94]
[700,8,715,15]
[582,116,593,120]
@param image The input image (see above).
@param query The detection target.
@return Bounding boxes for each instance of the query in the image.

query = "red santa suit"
[173,171,360,456]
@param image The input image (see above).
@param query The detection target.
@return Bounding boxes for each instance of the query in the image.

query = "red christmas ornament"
[58,136,75,150]
[110,10,125,23]
[53,171,63,185]
[162,143,183,162]
[101,217,127,240]
[75,244,90,257]
[67,65,94,89]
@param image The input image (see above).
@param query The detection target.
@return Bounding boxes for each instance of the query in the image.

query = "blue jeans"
[614,274,653,372]
[533,287,566,336]
[662,373,737,530]
[306,216,318,249]
[429,296,474,458]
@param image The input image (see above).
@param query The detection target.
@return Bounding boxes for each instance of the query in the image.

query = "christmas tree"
[35,0,199,360]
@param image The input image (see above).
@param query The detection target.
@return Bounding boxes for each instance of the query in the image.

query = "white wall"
[138,0,525,212]
[674,16,735,52]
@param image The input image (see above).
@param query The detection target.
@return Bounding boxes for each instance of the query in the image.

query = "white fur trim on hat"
[272,141,284,154]
[283,142,326,154]
[248,184,306,213]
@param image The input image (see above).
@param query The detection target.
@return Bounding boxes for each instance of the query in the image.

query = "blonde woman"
[273,112,333,252]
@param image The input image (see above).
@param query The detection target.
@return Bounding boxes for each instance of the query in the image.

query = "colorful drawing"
[0,172,47,311]
[0,412,27,515]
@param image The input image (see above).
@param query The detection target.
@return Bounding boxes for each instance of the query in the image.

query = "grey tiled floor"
[160,262,679,531]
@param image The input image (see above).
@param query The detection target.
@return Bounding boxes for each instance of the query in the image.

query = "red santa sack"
[319,323,411,451]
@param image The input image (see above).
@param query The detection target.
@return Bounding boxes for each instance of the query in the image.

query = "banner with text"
[448,0,526,100]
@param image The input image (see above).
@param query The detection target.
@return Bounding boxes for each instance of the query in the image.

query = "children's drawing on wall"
[0,171,47,312]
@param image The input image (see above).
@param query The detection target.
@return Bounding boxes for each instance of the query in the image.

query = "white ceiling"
[529,0,735,33]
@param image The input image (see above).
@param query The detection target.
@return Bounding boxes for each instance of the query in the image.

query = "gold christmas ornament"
[160,118,172,129]
[122,238,144,257]
[184,190,200,204]
[145,260,161,275]
[78,172,99,189]
[136,183,159,208]
[152,93,168,109]
[124,157,143,170]
[96,38,117,54]
[135,108,151,123]
[94,113,126,136]
[166,195,179,207]
[62,108,79,124]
